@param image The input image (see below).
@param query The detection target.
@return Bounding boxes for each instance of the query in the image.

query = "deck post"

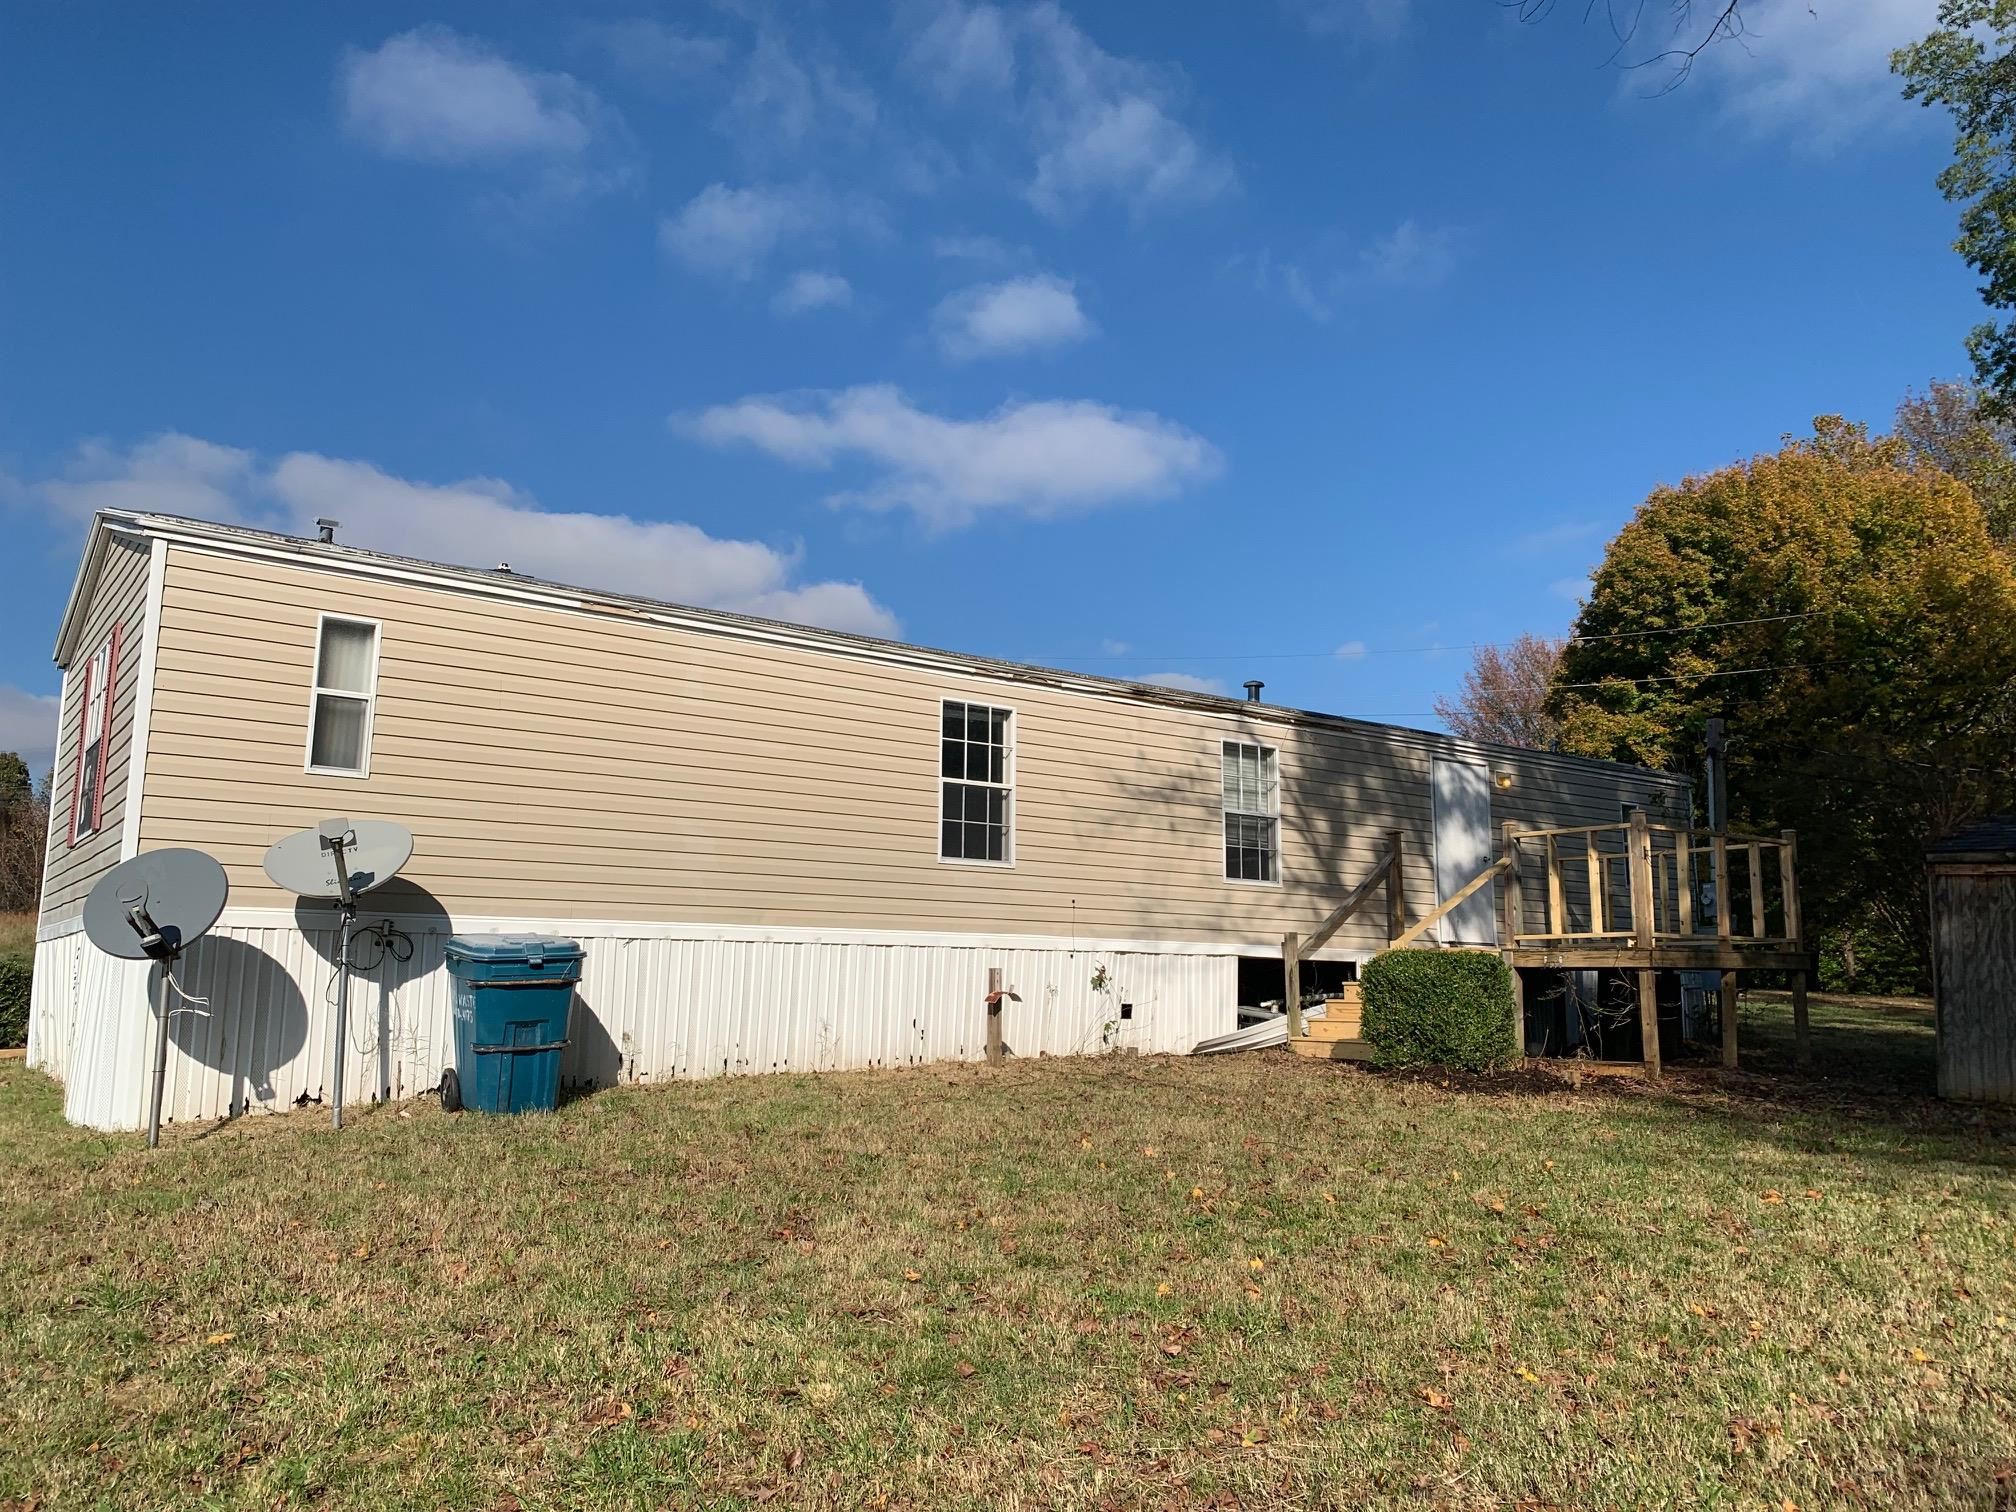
[1791,970,1811,1067]
[1283,933,1303,1041]
[1719,973,1740,1069]
[1638,967,1662,1079]
[1500,821,1524,946]
[1778,830,1802,947]
[1675,835,1695,936]
[1628,809,1656,944]
[1712,835,1732,941]
[1545,834,1564,937]
[1509,965,1527,1058]
[1386,829,1406,942]
[1587,830,1606,935]
[1748,842,1767,939]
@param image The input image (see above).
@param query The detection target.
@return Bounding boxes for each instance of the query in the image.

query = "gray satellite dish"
[261,818,414,1131]
[82,848,229,1149]
[263,819,413,901]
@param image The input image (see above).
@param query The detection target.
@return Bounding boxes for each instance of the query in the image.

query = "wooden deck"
[1283,813,1812,1078]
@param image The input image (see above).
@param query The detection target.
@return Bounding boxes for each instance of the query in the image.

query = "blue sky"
[0,0,1977,776]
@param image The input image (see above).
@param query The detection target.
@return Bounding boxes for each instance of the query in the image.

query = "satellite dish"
[263,818,413,902]
[82,848,229,1149]
[261,818,415,1132]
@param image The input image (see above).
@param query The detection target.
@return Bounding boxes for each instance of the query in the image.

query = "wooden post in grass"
[1283,933,1303,1041]
[1502,821,1527,1058]
[1638,968,1662,1079]
[1720,973,1740,1069]
[1792,971,1811,1068]
[985,967,1005,1066]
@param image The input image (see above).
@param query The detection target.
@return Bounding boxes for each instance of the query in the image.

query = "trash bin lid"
[445,934,585,965]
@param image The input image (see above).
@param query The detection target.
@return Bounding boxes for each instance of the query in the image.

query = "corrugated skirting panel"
[30,919,1239,1130]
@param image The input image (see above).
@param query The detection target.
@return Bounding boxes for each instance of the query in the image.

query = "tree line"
[0,753,49,915]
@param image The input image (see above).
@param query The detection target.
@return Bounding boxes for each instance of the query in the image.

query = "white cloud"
[1655,0,1937,138]
[1289,0,1411,41]
[579,19,730,83]
[1137,671,1227,695]
[20,435,899,639]
[721,34,879,154]
[682,384,1221,528]
[1098,638,1131,655]
[931,233,1027,265]
[1550,576,1593,605]
[932,274,1091,359]
[0,685,61,779]
[906,0,1018,100]
[900,1,1232,217]
[1334,640,1368,661]
[341,27,602,163]
[1245,219,1462,322]
[1506,520,1606,556]
[1023,4,1235,217]
[658,183,883,280]
[772,270,854,315]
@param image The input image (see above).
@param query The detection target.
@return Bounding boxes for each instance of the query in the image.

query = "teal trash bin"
[442,935,584,1115]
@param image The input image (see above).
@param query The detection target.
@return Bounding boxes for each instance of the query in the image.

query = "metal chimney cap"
[1243,680,1265,702]
[314,518,340,544]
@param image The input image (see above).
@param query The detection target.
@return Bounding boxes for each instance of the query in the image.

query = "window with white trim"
[70,634,117,842]
[1222,741,1280,883]
[307,617,380,776]
[940,700,1012,863]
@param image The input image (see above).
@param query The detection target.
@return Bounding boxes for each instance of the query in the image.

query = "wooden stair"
[1288,984,1374,1061]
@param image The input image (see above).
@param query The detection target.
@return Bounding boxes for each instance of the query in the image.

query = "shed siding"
[1931,867,2016,1105]
[138,547,1685,949]
[38,534,149,928]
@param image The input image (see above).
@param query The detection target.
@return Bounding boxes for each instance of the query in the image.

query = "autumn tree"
[1549,417,2016,972]
[1434,634,1565,750]
[0,751,47,914]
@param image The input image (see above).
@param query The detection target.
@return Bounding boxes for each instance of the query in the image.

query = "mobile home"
[29,511,1688,1129]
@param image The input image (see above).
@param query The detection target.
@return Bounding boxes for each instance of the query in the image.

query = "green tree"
[1549,417,2016,971]
[0,753,28,808]
[1897,4,2016,414]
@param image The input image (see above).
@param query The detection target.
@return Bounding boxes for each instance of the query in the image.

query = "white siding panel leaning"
[36,915,1239,1130]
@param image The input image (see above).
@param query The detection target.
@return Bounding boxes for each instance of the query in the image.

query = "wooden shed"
[1928,816,2016,1105]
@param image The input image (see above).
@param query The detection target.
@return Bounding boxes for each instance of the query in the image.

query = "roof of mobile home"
[57,508,1684,790]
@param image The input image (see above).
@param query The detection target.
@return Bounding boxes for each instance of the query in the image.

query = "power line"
[1018,611,1825,666]
[1551,658,1855,691]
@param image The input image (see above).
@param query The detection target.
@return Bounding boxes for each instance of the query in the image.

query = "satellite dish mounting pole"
[322,824,358,1132]
[128,904,173,1150]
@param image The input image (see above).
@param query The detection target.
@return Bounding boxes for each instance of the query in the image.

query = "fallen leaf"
[1426,1236,1446,1249]
[1516,1366,1541,1384]
[1156,1282,1173,1298]
[902,1270,922,1283]
[1322,1191,1337,1204]
[1248,1258,1265,1272]
[1190,1187,1205,1200]
[351,1244,371,1259]
[1761,1191,1785,1206]
[1419,1386,1452,1409]
[954,1361,976,1378]
[205,1332,236,1346]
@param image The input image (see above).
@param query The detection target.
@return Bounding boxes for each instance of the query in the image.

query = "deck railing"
[1502,810,1802,953]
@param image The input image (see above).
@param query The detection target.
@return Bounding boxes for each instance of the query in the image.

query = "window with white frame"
[307,617,380,776]
[940,700,1012,863]
[70,632,118,842]
[1222,740,1280,883]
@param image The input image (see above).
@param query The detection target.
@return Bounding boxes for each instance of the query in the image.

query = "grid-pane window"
[71,636,116,841]
[940,700,1012,862]
[1222,741,1279,883]
[308,618,379,775]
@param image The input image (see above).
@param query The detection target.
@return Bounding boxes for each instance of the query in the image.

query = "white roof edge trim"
[110,508,1686,788]
[51,516,149,666]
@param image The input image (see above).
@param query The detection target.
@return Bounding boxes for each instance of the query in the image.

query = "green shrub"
[0,949,29,1050]
[1360,949,1517,1073]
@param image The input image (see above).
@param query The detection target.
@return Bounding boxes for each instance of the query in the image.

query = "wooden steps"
[1289,986,1371,1060]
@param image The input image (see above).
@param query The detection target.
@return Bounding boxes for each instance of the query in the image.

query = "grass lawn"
[0,910,33,955]
[2,993,2012,1510]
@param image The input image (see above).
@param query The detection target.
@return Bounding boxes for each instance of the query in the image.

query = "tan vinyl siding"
[39,535,150,927]
[139,547,1686,951]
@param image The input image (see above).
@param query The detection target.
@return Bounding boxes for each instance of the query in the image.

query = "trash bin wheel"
[439,1066,463,1113]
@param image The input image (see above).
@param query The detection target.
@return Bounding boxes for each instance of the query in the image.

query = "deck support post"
[1283,933,1302,1042]
[985,967,1005,1066]
[1638,967,1662,1079]
[1719,973,1740,1069]
[1791,970,1810,1067]
[1509,965,1527,1058]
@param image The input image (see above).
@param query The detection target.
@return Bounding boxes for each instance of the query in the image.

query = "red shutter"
[66,656,94,846]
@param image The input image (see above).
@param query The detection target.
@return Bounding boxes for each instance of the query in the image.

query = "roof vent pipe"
[1243,680,1264,703]
[315,518,339,545]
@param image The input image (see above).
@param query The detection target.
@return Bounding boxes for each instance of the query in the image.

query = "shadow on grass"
[1347,993,2016,1173]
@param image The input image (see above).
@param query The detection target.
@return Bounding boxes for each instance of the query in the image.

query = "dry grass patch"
[0,994,2012,1509]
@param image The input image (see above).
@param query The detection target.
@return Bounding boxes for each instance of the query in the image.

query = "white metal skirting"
[30,916,1238,1131]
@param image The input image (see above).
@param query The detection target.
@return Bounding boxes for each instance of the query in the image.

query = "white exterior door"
[1432,757,1498,945]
